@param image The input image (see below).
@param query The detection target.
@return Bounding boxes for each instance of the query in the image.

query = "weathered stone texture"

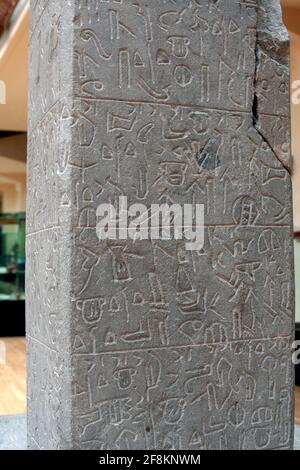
[27,0,295,450]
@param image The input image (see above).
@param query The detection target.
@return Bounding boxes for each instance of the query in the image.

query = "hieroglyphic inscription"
[27,0,294,450]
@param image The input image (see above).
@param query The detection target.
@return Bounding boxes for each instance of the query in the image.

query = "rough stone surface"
[3,416,300,451]
[27,0,295,450]
[255,0,291,172]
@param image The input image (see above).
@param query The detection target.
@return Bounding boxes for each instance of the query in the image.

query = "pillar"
[27,0,295,450]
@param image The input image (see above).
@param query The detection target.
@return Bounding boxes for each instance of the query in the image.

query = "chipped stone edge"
[254,0,291,174]
[254,0,295,451]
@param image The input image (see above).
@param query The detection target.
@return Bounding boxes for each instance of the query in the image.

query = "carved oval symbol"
[174,65,193,87]
[163,398,186,424]
[82,298,104,324]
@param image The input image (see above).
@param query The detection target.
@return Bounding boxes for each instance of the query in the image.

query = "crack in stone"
[252,0,291,175]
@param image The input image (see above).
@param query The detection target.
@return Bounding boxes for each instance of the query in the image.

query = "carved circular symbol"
[174,65,193,87]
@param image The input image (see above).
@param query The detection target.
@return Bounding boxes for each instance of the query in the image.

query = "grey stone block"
[2,416,300,451]
[27,0,295,450]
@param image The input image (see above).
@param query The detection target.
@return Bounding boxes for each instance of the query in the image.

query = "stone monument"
[27,0,295,450]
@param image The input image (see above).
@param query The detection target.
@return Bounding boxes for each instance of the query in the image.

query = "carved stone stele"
[27,0,295,450]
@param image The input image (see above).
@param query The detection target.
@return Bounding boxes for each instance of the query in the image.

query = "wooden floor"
[0,338,26,415]
[0,338,299,423]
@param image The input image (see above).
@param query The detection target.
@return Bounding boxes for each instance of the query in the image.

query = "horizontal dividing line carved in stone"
[27,334,293,358]
[29,98,288,137]
[73,224,291,229]
[258,111,289,119]
[27,335,60,355]
[26,224,291,237]
[74,95,290,119]
[26,226,61,237]
[75,94,252,115]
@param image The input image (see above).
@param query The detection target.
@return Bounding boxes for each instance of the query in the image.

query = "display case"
[0,212,25,301]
